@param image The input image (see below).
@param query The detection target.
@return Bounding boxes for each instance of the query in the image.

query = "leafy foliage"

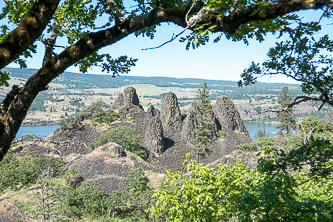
[37,168,153,221]
[239,22,333,108]
[0,151,63,193]
[92,126,146,159]
[236,136,278,152]
[152,143,333,221]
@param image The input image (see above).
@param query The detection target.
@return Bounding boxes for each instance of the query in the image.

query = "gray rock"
[160,92,183,133]
[114,87,144,114]
[213,96,249,135]
[114,145,127,157]
[182,109,196,142]
[143,105,165,154]
[182,102,218,142]
[113,93,124,109]
[124,86,140,106]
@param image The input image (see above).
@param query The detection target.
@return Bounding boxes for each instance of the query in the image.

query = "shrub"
[92,126,146,159]
[0,152,63,193]
[59,116,83,132]
[236,136,278,152]
[80,100,106,119]
[92,109,120,124]
[218,131,226,139]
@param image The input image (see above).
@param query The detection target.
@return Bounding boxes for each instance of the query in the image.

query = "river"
[16,122,279,141]
[16,125,61,139]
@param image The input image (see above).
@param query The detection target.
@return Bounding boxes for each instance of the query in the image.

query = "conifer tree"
[277,87,296,134]
[192,82,215,161]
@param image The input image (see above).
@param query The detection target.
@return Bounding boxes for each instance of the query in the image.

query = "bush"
[92,126,146,159]
[92,109,120,124]
[218,131,226,139]
[236,136,278,152]
[80,100,106,119]
[0,152,63,193]
[59,116,83,132]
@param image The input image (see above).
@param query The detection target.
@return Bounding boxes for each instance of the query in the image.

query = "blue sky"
[1,1,331,84]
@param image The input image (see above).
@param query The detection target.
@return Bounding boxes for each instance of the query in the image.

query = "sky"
[1,1,332,84]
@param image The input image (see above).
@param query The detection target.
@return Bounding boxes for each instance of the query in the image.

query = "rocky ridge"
[12,86,252,194]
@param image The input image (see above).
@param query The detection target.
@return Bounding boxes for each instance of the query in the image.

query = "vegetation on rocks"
[152,139,333,221]
[191,82,216,160]
[92,126,146,159]
[59,101,120,134]
[0,151,63,193]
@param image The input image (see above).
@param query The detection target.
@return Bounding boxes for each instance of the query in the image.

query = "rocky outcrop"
[143,105,165,154]
[68,143,154,195]
[113,87,143,112]
[214,96,249,135]
[124,86,140,106]
[48,124,101,155]
[182,102,218,142]
[182,110,196,142]
[114,145,127,157]
[113,93,124,109]
[160,92,182,133]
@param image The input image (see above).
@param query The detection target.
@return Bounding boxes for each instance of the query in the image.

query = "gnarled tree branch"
[0,0,60,69]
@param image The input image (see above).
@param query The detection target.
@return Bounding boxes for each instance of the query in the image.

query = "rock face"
[182,102,218,142]
[182,110,196,142]
[113,93,124,109]
[114,86,143,111]
[123,86,140,106]
[143,105,165,154]
[160,92,183,133]
[213,96,249,135]
[114,145,127,157]
[68,143,154,195]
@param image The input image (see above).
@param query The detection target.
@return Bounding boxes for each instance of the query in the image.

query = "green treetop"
[192,82,215,161]
[277,87,296,134]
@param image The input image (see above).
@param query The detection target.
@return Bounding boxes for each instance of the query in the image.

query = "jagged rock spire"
[160,92,183,133]
[213,96,249,135]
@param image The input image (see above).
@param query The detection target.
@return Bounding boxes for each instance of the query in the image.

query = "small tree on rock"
[192,83,215,161]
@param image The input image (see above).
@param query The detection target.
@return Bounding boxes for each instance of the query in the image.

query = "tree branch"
[0,185,43,202]
[0,0,60,69]
[5,199,25,222]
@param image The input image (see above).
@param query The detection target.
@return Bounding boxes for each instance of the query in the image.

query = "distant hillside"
[3,67,299,88]
[1,67,325,124]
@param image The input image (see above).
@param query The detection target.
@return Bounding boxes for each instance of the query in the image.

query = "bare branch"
[6,199,25,222]
[142,28,188,50]
[0,185,43,202]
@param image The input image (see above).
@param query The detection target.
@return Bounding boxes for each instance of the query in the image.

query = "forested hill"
[3,67,300,93]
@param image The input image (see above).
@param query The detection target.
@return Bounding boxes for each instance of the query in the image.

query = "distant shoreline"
[21,121,59,127]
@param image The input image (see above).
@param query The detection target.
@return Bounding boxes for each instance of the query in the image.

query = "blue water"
[244,122,280,140]
[15,123,276,141]
[16,125,60,139]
